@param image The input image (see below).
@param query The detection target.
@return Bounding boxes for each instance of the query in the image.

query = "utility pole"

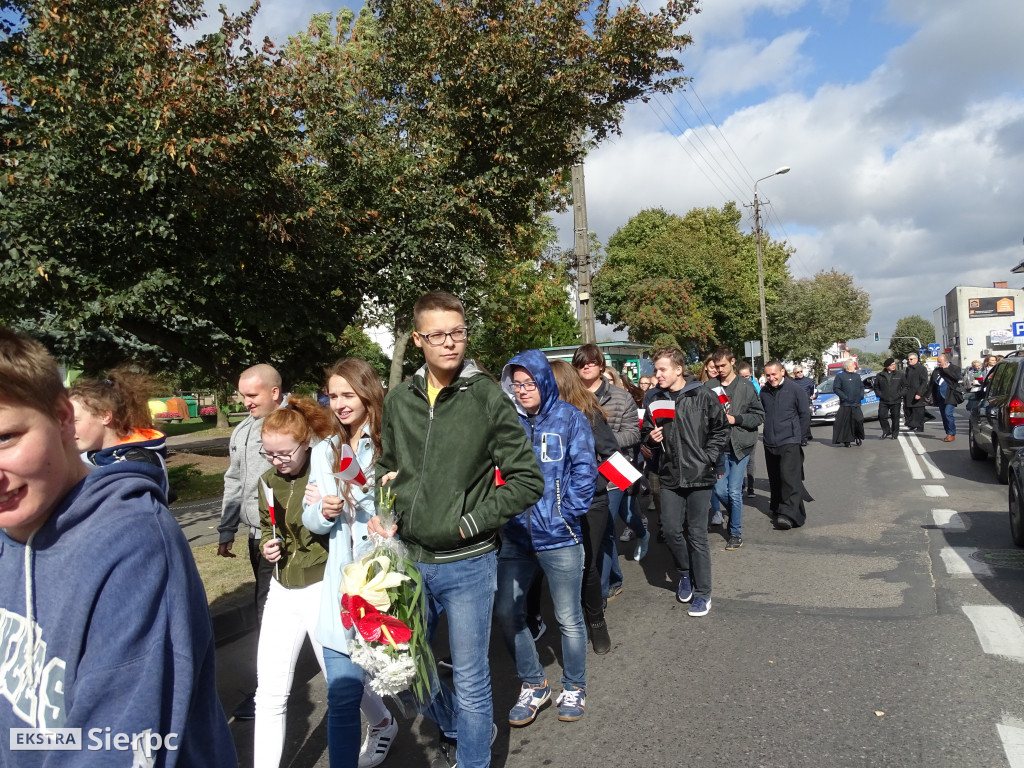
[753,189,770,363]
[572,141,596,344]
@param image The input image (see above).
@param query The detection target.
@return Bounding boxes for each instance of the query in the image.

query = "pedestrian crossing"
[895,418,1023,765]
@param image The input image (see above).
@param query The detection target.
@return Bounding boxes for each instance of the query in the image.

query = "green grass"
[160,419,237,438]
[190,534,253,605]
[168,463,227,503]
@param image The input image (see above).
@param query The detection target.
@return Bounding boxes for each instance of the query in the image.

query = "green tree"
[848,347,888,371]
[769,270,872,379]
[592,204,792,356]
[618,277,714,355]
[889,315,936,361]
[1,1,365,385]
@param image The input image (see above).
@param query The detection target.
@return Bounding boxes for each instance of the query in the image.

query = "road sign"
[1014,321,1024,340]
[928,343,941,357]
[744,340,761,359]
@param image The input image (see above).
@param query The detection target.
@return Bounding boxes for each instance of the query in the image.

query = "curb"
[212,600,256,648]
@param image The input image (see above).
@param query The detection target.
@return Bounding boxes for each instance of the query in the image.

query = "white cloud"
[696,30,812,98]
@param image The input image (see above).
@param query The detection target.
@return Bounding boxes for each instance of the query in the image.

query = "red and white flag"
[260,479,276,526]
[494,467,506,487]
[648,399,676,423]
[710,385,731,414]
[331,444,368,491]
[599,452,643,491]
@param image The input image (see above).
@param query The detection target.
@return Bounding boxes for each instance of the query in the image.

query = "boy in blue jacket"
[0,327,235,767]
[495,350,597,727]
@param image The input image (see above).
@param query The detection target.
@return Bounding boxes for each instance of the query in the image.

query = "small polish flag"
[648,399,676,423]
[599,452,643,491]
[261,479,276,526]
[710,385,731,414]
[495,467,506,486]
[331,444,368,489]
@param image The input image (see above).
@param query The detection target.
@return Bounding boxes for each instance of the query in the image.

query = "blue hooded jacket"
[500,349,597,552]
[0,462,236,767]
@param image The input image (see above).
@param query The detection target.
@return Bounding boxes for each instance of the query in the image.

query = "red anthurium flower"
[340,592,412,645]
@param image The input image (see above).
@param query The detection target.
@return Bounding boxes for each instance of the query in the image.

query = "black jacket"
[833,371,864,407]
[931,363,963,406]
[793,375,816,401]
[872,370,904,404]
[760,378,811,447]
[903,363,929,408]
[640,381,729,490]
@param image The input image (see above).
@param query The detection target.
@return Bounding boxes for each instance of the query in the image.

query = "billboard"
[990,329,1014,344]
[968,296,1015,318]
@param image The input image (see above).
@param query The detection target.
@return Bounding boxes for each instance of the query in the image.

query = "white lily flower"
[341,554,410,612]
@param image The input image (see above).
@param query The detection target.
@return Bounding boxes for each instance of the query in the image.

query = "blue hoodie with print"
[500,349,597,552]
[0,461,235,767]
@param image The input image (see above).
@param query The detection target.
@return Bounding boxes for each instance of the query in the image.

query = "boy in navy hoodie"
[0,328,235,767]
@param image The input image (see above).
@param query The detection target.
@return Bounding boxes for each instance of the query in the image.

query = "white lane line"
[897,434,925,479]
[962,606,1024,659]
[923,484,948,497]
[906,432,945,479]
[941,547,994,577]
[932,509,967,530]
[998,721,1024,767]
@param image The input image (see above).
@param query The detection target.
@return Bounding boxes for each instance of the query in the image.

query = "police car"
[810,370,879,424]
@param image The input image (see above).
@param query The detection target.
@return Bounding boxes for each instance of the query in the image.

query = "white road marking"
[906,432,945,479]
[962,606,1024,660]
[998,720,1024,768]
[932,509,967,530]
[941,547,994,577]
[923,484,948,497]
[897,434,925,479]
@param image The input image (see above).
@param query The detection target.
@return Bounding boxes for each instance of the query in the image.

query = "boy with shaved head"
[216,362,285,718]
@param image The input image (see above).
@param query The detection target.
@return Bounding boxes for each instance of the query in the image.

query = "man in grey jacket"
[710,347,764,550]
[215,363,283,718]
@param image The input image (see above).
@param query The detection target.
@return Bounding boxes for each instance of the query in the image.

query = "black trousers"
[878,400,901,436]
[905,401,926,430]
[764,443,807,526]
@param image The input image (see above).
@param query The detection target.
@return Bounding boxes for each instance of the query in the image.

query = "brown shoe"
[943,435,955,442]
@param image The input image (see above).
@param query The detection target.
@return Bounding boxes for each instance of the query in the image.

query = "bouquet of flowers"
[341,487,436,705]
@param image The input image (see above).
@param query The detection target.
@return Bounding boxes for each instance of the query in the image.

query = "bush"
[199,406,218,416]
[155,411,181,419]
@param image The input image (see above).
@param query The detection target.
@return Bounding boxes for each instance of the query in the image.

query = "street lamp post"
[753,166,790,365]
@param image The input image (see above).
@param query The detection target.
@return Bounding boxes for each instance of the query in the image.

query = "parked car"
[810,370,879,424]
[1007,425,1024,547]
[967,351,1024,484]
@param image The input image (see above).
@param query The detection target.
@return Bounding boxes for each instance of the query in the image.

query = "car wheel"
[1011,481,1024,547]
[969,428,987,460]
[995,439,1010,484]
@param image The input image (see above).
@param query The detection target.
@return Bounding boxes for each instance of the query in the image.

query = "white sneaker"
[359,718,398,767]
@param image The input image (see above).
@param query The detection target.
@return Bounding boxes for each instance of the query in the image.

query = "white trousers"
[254,578,327,768]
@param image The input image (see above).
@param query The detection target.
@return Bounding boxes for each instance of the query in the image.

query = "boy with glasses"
[369,291,544,768]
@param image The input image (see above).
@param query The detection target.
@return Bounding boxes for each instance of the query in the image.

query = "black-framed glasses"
[511,380,538,392]
[259,445,303,463]
[418,328,469,346]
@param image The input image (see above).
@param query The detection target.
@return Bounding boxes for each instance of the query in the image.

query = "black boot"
[588,617,612,654]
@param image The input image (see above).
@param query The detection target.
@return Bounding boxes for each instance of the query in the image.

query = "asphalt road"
[207,410,1024,768]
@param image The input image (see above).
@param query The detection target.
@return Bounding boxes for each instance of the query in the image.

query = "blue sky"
[195,0,1024,354]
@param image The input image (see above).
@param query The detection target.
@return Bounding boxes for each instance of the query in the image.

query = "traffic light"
[873,332,879,342]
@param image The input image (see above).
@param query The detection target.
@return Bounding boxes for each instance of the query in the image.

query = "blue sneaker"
[508,680,550,726]
[688,596,711,617]
[556,685,586,722]
[634,530,650,561]
[676,572,693,603]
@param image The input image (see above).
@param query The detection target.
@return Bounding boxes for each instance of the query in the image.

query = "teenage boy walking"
[641,346,729,617]
[710,347,764,550]
[0,328,235,767]
[369,291,544,768]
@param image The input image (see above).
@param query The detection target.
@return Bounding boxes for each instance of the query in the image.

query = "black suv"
[968,350,1024,483]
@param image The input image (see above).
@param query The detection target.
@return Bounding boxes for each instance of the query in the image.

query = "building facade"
[936,283,1024,365]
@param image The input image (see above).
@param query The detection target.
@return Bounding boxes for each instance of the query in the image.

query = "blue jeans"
[601,488,624,595]
[323,649,365,768]
[420,552,498,768]
[939,402,956,436]
[712,450,750,537]
[495,539,587,689]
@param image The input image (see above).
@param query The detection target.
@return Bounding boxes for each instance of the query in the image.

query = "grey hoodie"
[217,415,272,543]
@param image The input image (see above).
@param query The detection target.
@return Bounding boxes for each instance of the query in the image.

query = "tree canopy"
[1,0,699,384]
[889,315,936,361]
[592,204,791,357]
